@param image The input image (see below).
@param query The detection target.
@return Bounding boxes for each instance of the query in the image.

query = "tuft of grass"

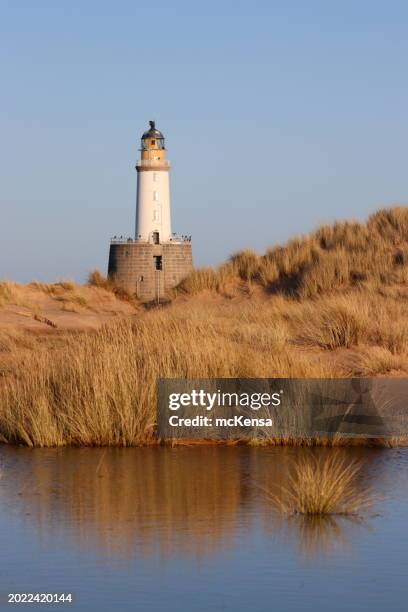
[88,270,112,290]
[343,347,405,376]
[56,280,76,291]
[229,250,260,281]
[30,279,90,310]
[54,292,88,308]
[0,281,16,306]
[88,269,136,302]
[0,330,36,353]
[293,297,367,350]
[177,268,220,294]
[266,452,375,516]
[30,280,76,294]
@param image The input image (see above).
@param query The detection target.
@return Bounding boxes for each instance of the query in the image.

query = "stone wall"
[108,242,193,302]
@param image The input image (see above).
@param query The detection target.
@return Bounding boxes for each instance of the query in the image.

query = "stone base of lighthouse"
[108,241,193,302]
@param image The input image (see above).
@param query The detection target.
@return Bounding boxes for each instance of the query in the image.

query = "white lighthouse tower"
[135,120,172,243]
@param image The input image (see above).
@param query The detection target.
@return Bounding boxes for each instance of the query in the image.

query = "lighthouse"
[135,121,172,243]
[108,121,193,301]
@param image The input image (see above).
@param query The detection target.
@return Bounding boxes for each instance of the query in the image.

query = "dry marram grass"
[0,207,407,446]
[264,452,375,515]
[177,207,408,298]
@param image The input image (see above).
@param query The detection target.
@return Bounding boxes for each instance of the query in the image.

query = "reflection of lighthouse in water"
[135,121,172,243]
[107,120,193,302]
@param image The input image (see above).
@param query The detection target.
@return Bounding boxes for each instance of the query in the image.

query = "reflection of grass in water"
[260,452,376,516]
[286,513,365,558]
[5,447,243,559]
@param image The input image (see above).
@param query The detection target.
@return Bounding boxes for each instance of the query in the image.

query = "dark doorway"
[153,231,160,244]
[154,255,162,271]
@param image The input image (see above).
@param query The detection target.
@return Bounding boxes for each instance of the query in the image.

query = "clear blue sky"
[1,0,408,282]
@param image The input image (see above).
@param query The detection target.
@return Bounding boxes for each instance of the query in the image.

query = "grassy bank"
[177,207,408,297]
[0,292,407,447]
[0,207,407,446]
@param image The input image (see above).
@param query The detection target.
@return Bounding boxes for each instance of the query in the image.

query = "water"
[0,446,407,611]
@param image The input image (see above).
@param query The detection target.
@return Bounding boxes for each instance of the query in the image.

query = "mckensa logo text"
[168,415,274,427]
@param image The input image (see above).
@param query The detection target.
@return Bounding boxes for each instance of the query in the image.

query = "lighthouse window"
[151,139,155,145]
[154,255,162,270]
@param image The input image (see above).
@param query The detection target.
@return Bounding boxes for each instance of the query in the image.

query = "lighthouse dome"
[142,120,164,139]
[141,120,165,150]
